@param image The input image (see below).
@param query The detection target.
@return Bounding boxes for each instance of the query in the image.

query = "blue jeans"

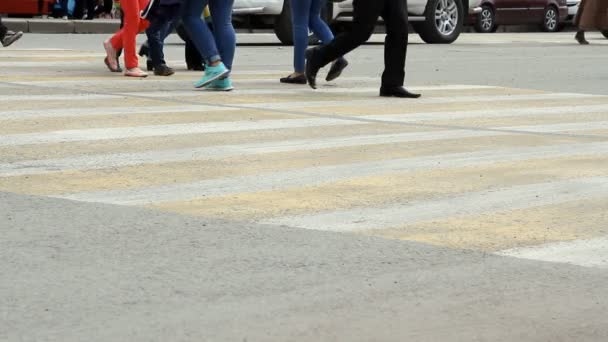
[291,0,335,73]
[146,5,180,67]
[181,0,236,70]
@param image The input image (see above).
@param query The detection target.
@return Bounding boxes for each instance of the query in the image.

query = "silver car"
[233,0,482,44]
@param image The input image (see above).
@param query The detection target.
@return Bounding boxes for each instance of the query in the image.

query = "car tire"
[541,6,560,32]
[474,5,496,33]
[274,0,323,46]
[417,0,464,44]
[602,30,608,39]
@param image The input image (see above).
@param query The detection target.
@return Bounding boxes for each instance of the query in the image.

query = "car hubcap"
[435,0,458,36]
[545,9,557,30]
[480,9,492,31]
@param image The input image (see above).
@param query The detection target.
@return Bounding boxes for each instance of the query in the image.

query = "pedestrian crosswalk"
[2,49,607,269]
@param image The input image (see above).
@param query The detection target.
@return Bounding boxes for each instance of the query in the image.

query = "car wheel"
[474,5,496,33]
[274,0,321,46]
[417,0,464,44]
[541,6,559,32]
[602,30,608,39]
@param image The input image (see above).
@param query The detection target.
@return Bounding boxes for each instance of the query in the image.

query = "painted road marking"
[0,121,606,177]
[497,237,608,269]
[50,142,608,205]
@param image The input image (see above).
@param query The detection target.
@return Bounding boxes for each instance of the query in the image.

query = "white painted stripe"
[246,93,601,110]
[373,104,608,123]
[9,76,383,87]
[52,142,608,205]
[0,117,351,146]
[0,93,121,102]
[2,98,607,145]
[0,92,608,121]
[1,120,605,177]
[0,85,495,102]
[0,104,231,121]
[496,237,608,269]
[261,177,608,232]
[0,53,105,58]
[0,61,94,67]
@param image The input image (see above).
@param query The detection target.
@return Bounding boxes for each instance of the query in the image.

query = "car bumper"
[232,0,283,15]
[469,6,482,14]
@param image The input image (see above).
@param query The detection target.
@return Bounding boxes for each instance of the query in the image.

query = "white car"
[566,0,579,22]
[233,0,482,45]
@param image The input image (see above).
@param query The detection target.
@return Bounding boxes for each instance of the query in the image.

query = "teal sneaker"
[194,62,230,88]
[206,78,234,91]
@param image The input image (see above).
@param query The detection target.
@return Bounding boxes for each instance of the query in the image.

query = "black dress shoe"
[380,86,421,98]
[146,59,154,72]
[305,47,322,89]
[326,57,348,82]
[280,74,307,84]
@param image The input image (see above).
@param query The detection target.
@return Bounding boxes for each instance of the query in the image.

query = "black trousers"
[0,17,7,40]
[74,0,97,19]
[316,0,409,87]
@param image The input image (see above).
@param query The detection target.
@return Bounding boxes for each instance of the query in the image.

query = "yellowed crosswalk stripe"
[1,53,607,260]
[372,198,608,252]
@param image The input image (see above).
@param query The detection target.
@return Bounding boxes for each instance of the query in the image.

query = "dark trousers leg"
[0,18,7,40]
[147,13,177,67]
[146,20,166,67]
[74,0,84,18]
[177,22,205,69]
[86,0,97,19]
[380,0,408,87]
[315,0,384,67]
[103,0,113,14]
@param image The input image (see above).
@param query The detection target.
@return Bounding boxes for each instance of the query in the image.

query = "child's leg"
[146,18,165,67]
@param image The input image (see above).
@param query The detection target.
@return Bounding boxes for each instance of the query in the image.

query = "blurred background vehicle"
[565,0,579,23]
[233,0,482,45]
[470,0,568,33]
[0,0,54,17]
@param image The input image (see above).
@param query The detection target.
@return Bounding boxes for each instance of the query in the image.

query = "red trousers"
[110,0,149,69]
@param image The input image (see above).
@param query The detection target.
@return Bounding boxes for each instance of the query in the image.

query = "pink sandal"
[103,40,119,72]
[125,68,148,78]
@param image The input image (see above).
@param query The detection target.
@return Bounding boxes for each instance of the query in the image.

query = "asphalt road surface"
[1,32,608,341]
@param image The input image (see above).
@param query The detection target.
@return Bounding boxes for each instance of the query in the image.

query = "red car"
[470,0,568,32]
[0,0,54,16]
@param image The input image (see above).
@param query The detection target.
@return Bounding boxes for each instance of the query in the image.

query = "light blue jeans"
[291,0,335,72]
[181,0,236,70]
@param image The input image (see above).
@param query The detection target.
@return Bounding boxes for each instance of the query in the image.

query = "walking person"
[103,0,150,77]
[305,0,420,98]
[574,0,608,44]
[180,0,236,90]
[280,0,348,84]
[142,0,183,76]
[1,18,23,47]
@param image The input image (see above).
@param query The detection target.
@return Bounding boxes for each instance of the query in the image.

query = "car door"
[494,0,531,24]
[526,0,547,23]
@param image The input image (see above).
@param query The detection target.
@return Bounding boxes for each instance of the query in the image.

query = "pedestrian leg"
[209,0,236,70]
[107,0,150,75]
[377,0,419,97]
[181,0,230,88]
[305,0,382,88]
